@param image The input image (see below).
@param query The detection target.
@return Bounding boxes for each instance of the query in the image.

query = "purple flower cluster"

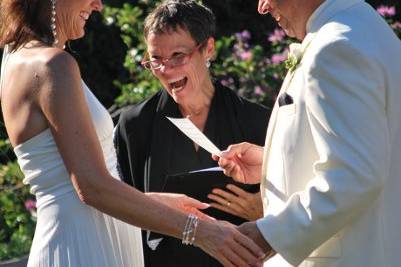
[221,77,235,87]
[253,86,265,96]
[270,50,288,65]
[234,30,253,61]
[239,51,252,61]
[24,199,36,211]
[377,5,396,17]
[235,30,251,42]
[268,29,286,43]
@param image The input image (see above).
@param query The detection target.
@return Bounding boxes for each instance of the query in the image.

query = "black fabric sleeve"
[114,114,135,187]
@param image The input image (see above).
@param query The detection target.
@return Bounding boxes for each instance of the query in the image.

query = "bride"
[0,0,264,266]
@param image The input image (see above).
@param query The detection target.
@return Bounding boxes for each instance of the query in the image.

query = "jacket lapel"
[146,91,178,192]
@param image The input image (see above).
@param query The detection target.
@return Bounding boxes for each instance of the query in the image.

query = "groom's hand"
[238,222,276,261]
[212,142,264,184]
[195,220,264,267]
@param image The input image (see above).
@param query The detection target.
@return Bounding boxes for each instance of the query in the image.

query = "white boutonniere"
[284,33,316,73]
[284,43,303,72]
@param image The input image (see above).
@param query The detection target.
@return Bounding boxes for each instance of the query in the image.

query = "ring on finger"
[226,201,231,207]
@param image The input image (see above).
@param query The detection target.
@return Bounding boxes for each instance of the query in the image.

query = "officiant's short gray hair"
[144,0,216,45]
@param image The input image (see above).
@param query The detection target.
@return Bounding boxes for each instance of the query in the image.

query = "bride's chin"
[68,27,86,40]
[75,31,86,39]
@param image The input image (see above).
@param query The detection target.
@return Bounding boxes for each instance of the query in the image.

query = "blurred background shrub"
[0,161,35,261]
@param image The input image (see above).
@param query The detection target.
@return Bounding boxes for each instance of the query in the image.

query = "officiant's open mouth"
[169,77,188,94]
[79,11,91,24]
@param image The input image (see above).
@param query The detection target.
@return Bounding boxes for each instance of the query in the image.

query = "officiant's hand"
[238,221,276,262]
[213,142,264,184]
[146,192,214,221]
[208,185,263,221]
[196,220,264,267]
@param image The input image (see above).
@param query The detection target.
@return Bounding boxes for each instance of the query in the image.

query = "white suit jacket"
[256,0,401,266]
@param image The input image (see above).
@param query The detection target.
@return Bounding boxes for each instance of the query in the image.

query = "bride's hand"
[146,192,214,221]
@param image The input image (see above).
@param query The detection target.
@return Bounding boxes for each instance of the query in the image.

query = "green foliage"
[0,161,35,261]
[103,2,162,106]
[0,138,12,163]
[211,31,291,108]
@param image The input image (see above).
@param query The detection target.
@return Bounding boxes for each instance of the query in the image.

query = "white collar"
[306,0,364,34]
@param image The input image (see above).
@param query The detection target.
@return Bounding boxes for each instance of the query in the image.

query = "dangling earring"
[206,59,211,68]
[51,0,58,46]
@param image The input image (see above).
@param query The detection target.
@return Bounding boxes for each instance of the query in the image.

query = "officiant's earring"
[51,0,58,46]
[206,59,211,68]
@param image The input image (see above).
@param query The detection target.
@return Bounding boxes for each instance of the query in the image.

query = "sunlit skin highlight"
[54,0,103,48]
[257,0,324,41]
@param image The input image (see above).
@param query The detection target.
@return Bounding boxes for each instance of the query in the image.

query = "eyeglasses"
[141,42,205,70]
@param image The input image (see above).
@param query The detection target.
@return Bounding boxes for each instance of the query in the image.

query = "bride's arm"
[145,192,214,220]
[37,50,264,267]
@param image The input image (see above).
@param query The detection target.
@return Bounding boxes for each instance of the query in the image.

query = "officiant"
[113,1,269,266]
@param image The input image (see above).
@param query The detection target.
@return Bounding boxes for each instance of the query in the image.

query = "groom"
[216,0,401,266]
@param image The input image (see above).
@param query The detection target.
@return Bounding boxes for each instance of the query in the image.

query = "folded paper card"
[166,117,222,156]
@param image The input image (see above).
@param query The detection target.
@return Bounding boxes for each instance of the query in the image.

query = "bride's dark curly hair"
[0,0,54,51]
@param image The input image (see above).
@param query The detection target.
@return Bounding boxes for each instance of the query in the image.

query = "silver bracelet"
[182,214,199,245]
[183,214,196,245]
[190,217,199,245]
[182,214,192,243]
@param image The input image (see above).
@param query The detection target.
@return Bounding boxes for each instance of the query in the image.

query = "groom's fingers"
[228,236,263,267]
[219,158,245,183]
[222,142,249,158]
[223,165,237,179]
[222,245,252,267]
[218,157,232,169]
[233,165,246,183]
[234,231,265,260]
[214,253,236,267]
[212,154,220,161]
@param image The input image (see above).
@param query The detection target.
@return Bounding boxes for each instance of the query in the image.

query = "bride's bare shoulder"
[2,45,82,103]
[10,46,81,88]
[8,46,78,74]
[27,47,79,74]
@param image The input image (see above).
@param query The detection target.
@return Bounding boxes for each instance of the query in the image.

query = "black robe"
[114,83,270,267]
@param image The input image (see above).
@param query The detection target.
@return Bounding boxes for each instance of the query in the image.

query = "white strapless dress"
[13,82,144,267]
